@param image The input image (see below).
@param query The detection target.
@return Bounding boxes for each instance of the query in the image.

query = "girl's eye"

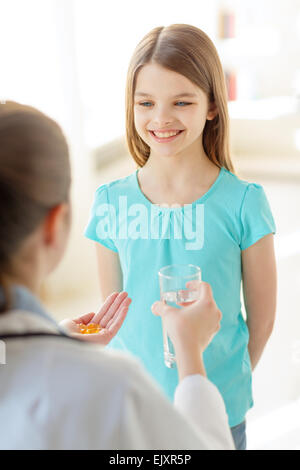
[137,101,192,107]
[175,101,192,106]
[139,102,153,107]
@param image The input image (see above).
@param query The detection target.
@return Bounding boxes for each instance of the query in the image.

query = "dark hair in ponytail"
[0,101,71,313]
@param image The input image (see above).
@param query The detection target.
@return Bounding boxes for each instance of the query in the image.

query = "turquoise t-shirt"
[84,167,276,427]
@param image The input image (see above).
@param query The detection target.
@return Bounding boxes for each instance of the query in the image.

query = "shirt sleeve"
[240,183,276,251]
[84,184,118,252]
[174,374,235,450]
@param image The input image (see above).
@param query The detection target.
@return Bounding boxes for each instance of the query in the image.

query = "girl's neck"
[140,147,218,189]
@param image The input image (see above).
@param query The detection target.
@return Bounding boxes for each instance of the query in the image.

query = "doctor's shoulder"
[43,339,203,450]
[47,338,142,401]
[42,338,155,449]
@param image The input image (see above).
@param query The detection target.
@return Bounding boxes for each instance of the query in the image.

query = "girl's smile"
[149,129,184,143]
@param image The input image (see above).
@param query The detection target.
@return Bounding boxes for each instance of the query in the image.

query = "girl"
[85,24,277,450]
[0,101,234,449]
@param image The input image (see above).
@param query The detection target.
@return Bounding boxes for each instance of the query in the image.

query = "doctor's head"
[0,102,71,311]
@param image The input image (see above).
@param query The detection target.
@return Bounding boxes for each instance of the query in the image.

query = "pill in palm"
[78,323,102,334]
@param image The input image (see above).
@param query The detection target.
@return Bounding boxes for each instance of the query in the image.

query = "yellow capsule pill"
[78,322,101,334]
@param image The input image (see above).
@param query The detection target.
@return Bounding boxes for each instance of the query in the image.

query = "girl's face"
[134,63,216,160]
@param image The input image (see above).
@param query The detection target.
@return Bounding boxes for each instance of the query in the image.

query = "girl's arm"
[241,233,277,370]
[95,242,123,299]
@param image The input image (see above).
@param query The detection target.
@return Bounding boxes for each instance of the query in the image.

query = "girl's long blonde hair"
[125,24,234,172]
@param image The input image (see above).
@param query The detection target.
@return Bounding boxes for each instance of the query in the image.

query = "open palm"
[59,292,131,345]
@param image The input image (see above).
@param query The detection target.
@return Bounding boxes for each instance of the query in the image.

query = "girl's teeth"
[153,131,180,138]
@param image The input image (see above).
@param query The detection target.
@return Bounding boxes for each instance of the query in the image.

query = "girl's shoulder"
[94,171,138,202]
[220,168,274,231]
[220,168,265,203]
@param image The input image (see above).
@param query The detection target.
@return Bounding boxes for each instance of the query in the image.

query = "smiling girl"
[85,24,277,450]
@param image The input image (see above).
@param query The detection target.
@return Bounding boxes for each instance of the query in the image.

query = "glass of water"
[158,264,201,368]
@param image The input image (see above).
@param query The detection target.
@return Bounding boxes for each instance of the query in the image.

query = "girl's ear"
[207,102,218,121]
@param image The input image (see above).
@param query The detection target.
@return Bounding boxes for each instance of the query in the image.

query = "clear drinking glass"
[158,264,201,368]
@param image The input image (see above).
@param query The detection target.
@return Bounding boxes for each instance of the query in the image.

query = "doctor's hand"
[59,292,131,345]
[151,282,222,380]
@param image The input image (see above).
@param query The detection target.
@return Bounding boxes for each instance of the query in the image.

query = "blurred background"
[1,0,300,450]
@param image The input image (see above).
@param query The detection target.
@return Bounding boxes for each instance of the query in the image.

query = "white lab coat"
[0,309,234,450]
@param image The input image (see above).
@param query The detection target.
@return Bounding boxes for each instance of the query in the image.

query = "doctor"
[0,101,234,450]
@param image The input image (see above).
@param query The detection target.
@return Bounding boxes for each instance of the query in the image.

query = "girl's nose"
[153,107,173,127]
